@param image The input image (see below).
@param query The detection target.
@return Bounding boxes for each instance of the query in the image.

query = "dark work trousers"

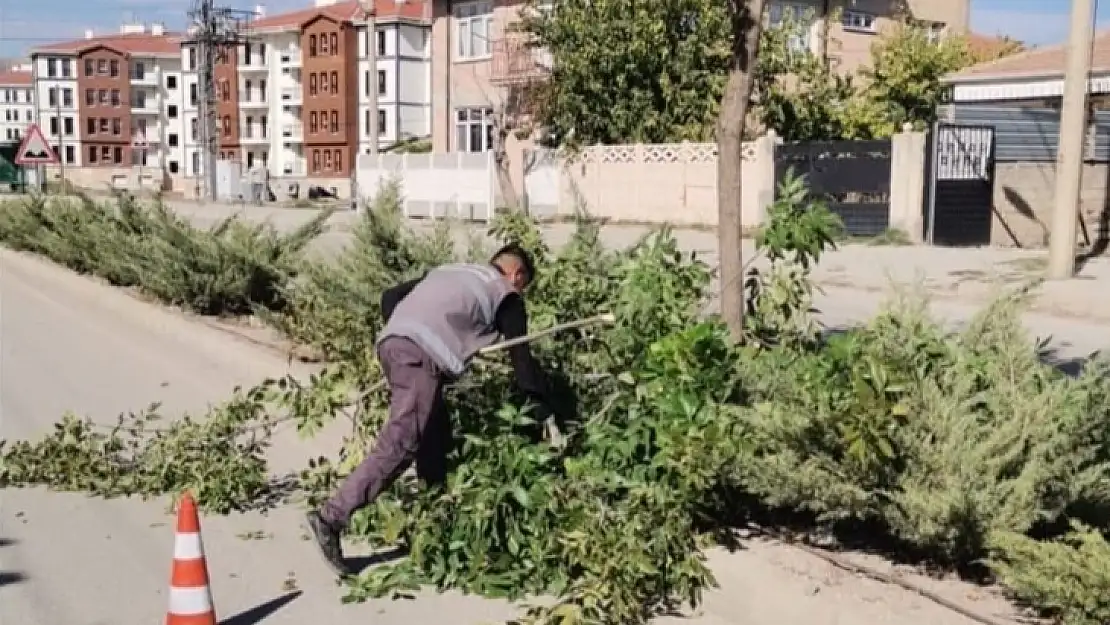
[321,336,451,528]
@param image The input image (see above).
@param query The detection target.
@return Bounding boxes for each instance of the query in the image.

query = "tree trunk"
[717,0,766,341]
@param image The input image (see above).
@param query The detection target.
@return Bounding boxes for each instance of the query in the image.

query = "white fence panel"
[357,151,495,222]
[523,149,561,218]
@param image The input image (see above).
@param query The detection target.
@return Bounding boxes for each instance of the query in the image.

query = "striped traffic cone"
[166,492,217,625]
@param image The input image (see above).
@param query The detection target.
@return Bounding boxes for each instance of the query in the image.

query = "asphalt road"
[1,242,1106,624]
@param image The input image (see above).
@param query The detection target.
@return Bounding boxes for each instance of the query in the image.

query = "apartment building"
[0,66,34,145]
[179,0,431,188]
[29,23,183,189]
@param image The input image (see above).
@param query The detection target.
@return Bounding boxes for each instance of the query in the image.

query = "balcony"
[239,94,269,109]
[490,37,552,85]
[240,127,269,144]
[131,98,160,114]
[281,162,306,176]
[281,123,303,141]
[130,67,159,85]
[238,60,268,73]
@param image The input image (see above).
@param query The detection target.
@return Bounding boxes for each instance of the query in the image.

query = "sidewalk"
[164,202,1110,324]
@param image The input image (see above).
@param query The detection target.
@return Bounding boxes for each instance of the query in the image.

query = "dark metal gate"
[924,124,996,246]
[774,140,892,237]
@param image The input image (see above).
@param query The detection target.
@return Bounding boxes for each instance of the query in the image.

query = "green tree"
[519,0,731,149]
[863,23,971,131]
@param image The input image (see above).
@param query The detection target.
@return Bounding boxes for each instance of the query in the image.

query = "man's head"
[490,243,536,293]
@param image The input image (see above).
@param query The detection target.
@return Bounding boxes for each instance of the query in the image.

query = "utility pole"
[188,0,254,201]
[353,1,378,211]
[1048,0,1096,279]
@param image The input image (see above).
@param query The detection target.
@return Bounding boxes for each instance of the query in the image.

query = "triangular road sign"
[14,124,58,165]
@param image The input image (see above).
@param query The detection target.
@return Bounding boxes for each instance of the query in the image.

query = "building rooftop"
[0,70,32,86]
[31,32,183,57]
[250,0,427,31]
[948,29,1110,83]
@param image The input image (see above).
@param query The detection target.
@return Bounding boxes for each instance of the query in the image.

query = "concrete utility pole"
[1048,0,1097,279]
[54,88,66,190]
[352,1,378,211]
[188,0,254,201]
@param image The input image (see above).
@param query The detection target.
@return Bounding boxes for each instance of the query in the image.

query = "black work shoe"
[304,510,349,576]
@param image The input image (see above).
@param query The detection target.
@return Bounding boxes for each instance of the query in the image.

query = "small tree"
[717,0,767,341]
[863,23,971,131]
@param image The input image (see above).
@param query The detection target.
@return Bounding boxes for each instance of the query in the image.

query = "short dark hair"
[491,243,536,283]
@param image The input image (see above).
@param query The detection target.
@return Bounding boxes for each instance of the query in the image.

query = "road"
[1,245,1106,624]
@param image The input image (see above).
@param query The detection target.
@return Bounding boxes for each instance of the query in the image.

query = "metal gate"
[774,140,892,237]
[924,124,996,246]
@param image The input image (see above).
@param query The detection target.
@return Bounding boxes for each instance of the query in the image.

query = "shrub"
[0,192,329,315]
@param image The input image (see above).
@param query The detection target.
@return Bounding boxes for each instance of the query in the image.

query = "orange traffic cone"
[166,492,217,625]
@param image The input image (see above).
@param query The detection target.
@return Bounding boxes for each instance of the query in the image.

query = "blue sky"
[0,0,1104,58]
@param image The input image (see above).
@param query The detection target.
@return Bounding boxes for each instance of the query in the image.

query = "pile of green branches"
[0,192,329,315]
[3,177,1110,625]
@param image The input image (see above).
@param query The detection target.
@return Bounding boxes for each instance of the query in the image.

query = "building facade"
[179,0,431,192]
[0,66,34,145]
[29,23,182,189]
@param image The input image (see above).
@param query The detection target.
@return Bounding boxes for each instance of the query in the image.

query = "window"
[168,104,178,118]
[378,110,386,136]
[47,58,57,77]
[311,149,320,172]
[84,59,94,76]
[245,79,253,101]
[377,30,386,56]
[186,47,197,71]
[101,146,110,161]
[330,110,338,133]
[329,33,338,55]
[64,145,74,164]
[259,79,266,101]
[97,89,107,105]
[309,35,318,56]
[63,117,73,136]
[335,149,342,172]
[245,116,253,137]
[454,107,493,152]
[132,61,146,80]
[191,151,200,175]
[167,75,177,89]
[61,59,71,77]
[49,116,58,135]
[309,73,318,95]
[330,71,338,93]
[918,20,946,43]
[222,115,231,136]
[97,59,108,74]
[169,133,179,147]
[190,83,198,106]
[88,146,97,163]
[377,70,386,95]
[260,115,267,136]
[220,80,230,101]
[320,34,329,55]
[112,118,121,135]
[841,10,876,33]
[86,118,96,134]
[113,147,122,164]
[454,1,493,60]
[244,43,253,66]
[85,89,95,105]
[169,160,180,174]
[323,150,332,170]
[98,118,108,133]
[134,91,147,109]
[321,73,329,94]
[48,87,57,107]
[62,88,72,108]
[310,111,318,133]
[190,118,198,140]
[768,2,812,51]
